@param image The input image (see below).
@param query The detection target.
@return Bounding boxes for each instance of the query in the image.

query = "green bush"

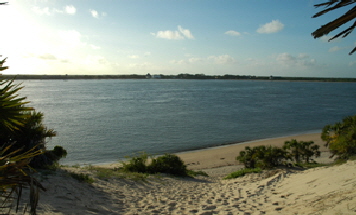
[121,153,190,177]
[149,154,188,177]
[121,153,149,173]
[121,152,149,173]
[69,172,94,183]
[322,115,356,160]
[52,145,67,158]
[224,168,262,179]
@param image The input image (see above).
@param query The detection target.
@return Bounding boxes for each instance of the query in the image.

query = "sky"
[1,0,356,78]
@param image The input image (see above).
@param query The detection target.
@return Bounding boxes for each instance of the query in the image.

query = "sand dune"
[13,133,356,215]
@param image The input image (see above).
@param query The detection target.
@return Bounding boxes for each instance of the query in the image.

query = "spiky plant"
[0,58,33,132]
[0,57,45,214]
[0,144,46,214]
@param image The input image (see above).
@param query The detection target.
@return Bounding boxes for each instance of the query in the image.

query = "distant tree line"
[3,74,356,82]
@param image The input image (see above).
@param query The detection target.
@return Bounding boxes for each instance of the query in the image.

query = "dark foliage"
[237,140,321,169]
[149,154,188,177]
[321,114,356,159]
[122,153,189,177]
[312,0,356,55]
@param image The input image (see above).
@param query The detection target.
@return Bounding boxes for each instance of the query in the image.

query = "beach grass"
[69,172,94,183]
[86,166,150,181]
[223,168,262,179]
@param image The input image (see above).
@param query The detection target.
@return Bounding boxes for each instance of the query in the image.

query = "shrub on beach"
[121,153,194,177]
[121,152,149,173]
[236,145,288,169]
[321,114,356,160]
[283,139,320,164]
[149,154,188,177]
[236,141,321,169]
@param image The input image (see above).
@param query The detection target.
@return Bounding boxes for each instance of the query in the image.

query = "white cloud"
[320,35,341,43]
[188,58,203,63]
[60,59,71,63]
[90,44,101,50]
[85,55,108,65]
[178,25,194,39]
[89,10,106,18]
[329,46,343,52]
[169,60,185,64]
[38,53,57,60]
[257,20,284,34]
[144,52,151,57]
[90,9,99,18]
[171,55,235,65]
[53,8,63,14]
[128,62,153,69]
[208,55,236,64]
[128,55,139,59]
[65,5,76,15]
[32,6,51,16]
[225,30,241,36]
[276,52,295,62]
[276,52,315,66]
[32,5,76,16]
[59,30,83,47]
[349,60,356,66]
[153,25,194,40]
[156,30,183,40]
[320,35,331,43]
[298,53,309,59]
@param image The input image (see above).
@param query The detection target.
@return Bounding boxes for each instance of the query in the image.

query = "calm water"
[18,79,356,166]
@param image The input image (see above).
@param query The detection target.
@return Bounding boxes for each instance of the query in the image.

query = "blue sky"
[1,0,356,77]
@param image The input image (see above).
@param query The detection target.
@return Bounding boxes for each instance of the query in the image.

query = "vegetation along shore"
[2,74,356,82]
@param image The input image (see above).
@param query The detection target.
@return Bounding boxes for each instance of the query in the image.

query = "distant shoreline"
[3,74,356,82]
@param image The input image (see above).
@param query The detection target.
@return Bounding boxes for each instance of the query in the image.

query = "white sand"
[14,133,356,215]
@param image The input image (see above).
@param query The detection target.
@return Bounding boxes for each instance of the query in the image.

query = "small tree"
[236,146,259,169]
[284,139,320,164]
[236,145,288,169]
[257,145,288,169]
[301,141,321,164]
[284,139,303,164]
[322,115,356,159]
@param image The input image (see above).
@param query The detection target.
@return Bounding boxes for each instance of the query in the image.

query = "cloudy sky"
[1,0,356,77]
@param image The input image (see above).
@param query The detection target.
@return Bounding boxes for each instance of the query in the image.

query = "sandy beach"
[15,133,356,215]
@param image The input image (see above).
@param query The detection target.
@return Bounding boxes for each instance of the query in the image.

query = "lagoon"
[18,79,356,166]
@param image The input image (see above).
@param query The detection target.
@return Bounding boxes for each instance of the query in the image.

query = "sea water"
[17,79,356,166]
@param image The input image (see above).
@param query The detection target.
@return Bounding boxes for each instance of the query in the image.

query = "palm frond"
[312,0,356,55]
[0,145,46,214]
[0,76,34,131]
